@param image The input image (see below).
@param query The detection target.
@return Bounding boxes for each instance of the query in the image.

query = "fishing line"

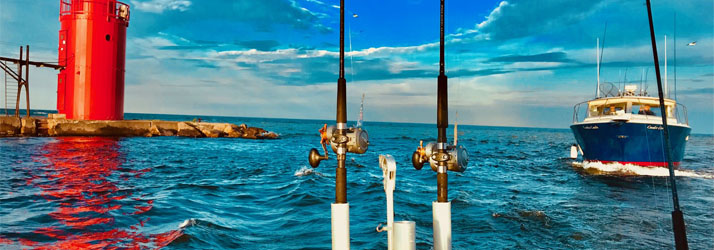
[644,125,665,236]
[348,22,355,83]
[656,122,675,248]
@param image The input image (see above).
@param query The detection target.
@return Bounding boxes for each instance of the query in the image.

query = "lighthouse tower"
[57,0,130,120]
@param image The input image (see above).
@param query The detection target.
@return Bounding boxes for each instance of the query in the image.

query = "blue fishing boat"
[571,83,691,167]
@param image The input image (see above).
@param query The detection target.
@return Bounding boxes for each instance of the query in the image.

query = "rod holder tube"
[394,221,416,250]
[432,201,451,250]
[332,203,350,250]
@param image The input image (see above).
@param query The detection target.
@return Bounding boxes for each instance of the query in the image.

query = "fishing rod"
[307,0,369,248]
[645,1,688,249]
[411,0,468,249]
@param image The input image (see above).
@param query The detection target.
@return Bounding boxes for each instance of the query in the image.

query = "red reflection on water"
[3,137,183,249]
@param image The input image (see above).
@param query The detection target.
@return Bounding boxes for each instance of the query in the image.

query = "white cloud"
[476,1,508,30]
[130,0,192,13]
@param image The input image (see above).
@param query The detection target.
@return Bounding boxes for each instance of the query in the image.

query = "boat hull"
[570,122,690,167]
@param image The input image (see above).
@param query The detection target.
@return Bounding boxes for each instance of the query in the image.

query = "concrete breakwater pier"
[0,115,278,139]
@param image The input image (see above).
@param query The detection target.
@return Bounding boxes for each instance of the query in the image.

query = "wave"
[571,161,714,179]
[294,166,323,177]
[177,218,237,232]
[179,218,197,229]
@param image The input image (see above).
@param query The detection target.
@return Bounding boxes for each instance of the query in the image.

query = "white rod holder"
[394,221,416,250]
[379,155,397,250]
[332,203,350,250]
[433,201,452,250]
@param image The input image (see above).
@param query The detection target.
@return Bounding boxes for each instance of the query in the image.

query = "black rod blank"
[335,0,348,204]
[437,0,448,144]
[436,0,449,203]
[645,1,688,249]
[336,0,346,124]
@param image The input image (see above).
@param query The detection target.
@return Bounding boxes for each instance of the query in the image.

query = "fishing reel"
[412,141,468,172]
[309,124,369,167]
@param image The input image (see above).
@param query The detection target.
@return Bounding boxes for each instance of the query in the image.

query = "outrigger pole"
[411,1,468,249]
[645,1,688,249]
[308,0,369,248]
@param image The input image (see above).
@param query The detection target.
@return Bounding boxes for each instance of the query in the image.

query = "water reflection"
[19,137,182,249]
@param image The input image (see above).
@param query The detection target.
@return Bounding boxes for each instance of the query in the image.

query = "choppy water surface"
[1,114,713,249]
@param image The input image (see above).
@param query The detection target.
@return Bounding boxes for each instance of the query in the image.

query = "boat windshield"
[576,97,688,124]
[589,103,627,117]
[586,99,677,119]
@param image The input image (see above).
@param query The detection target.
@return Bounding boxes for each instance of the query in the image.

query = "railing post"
[24,45,30,118]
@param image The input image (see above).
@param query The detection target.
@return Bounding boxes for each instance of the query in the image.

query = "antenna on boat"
[307,1,370,248]
[357,93,364,128]
[596,22,607,98]
[348,13,356,83]
[645,1,689,249]
[595,37,600,98]
[645,67,650,96]
[620,67,630,93]
[665,35,668,98]
[454,111,458,146]
[674,13,677,101]
[411,1,468,248]
[599,22,607,72]
[640,68,645,95]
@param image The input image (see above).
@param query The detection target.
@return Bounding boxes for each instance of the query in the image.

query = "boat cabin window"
[633,104,657,116]
[589,104,626,117]
[632,104,673,117]
[588,101,677,119]
[603,105,625,116]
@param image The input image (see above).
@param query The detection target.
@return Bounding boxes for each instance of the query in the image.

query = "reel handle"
[309,124,331,168]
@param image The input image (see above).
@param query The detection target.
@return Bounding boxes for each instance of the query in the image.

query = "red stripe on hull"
[596,160,680,167]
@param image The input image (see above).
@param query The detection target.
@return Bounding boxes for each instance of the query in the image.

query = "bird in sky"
[687,41,697,46]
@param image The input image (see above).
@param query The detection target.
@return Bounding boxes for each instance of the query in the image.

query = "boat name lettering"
[584,125,599,130]
[647,125,663,130]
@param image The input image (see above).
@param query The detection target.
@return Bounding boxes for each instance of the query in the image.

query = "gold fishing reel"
[309,123,370,168]
[412,140,468,172]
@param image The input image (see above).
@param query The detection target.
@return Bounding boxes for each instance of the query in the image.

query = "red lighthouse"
[57,0,130,120]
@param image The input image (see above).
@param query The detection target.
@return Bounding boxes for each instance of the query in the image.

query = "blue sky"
[1,0,712,133]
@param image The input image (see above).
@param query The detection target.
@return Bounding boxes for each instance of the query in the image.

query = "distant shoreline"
[2,108,712,135]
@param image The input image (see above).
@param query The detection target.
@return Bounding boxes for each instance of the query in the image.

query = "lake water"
[1,113,712,249]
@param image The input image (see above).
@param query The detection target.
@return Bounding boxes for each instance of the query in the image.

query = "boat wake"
[570,161,714,179]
